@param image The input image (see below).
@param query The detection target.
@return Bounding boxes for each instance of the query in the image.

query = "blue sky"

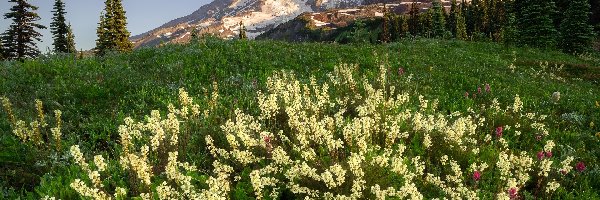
[0,0,212,51]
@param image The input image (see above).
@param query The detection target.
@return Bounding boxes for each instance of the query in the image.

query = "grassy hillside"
[1,39,599,199]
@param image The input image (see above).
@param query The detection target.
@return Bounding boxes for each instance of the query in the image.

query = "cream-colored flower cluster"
[62,62,568,199]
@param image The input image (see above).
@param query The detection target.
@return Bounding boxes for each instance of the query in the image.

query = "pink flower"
[478,87,482,94]
[536,135,542,141]
[545,151,553,158]
[485,83,491,93]
[560,169,567,175]
[496,126,503,138]
[508,188,518,199]
[473,171,481,181]
[576,162,586,172]
[465,91,469,98]
[398,67,405,76]
[537,151,545,160]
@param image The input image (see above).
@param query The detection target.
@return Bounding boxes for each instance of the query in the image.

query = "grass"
[1,38,599,199]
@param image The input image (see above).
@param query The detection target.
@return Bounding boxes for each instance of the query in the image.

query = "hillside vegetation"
[1,39,600,199]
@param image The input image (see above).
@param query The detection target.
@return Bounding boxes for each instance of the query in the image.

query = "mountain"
[257,1,458,42]
[130,0,365,48]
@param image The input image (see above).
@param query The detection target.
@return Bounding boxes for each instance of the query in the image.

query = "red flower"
[465,91,469,98]
[496,126,503,138]
[478,87,482,94]
[537,151,545,160]
[576,162,586,172]
[545,151,553,158]
[398,67,405,76]
[485,83,491,93]
[508,188,518,199]
[473,171,481,181]
[536,135,542,141]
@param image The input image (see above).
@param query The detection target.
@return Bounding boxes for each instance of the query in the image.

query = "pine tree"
[430,0,447,38]
[239,21,247,39]
[66,23,76,53]
[381,5,391,43]
[516,0,558,48]
[401,15,409,38]
[456,8,468,40]
[408,2,421,36]
[392,15,401,41]
[560,0,595,53]
[1,0,46,59]
[95,0,131,55]
[111,0,132,52]
[95,12,108,55]
[50,0,69,53]
[448,0,459,36]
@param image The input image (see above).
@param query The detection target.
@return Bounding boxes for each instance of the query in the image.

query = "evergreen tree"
[1,0,46,59]
[50,0,69,53]
[66,23,76,53]
[381,5,391,43]
[111,0,132,52]
[95,0,132,55]
[448,0,459,36]
[408,2,421,36]
[456,8,468,40]
[401,15,409,38]
[239,21,247,39]
[420,10,433,37]
[560,0,595,53]
[516,0,558,48]
[430,0,447,38]
[392,15,401,41]
[95,11,109,55]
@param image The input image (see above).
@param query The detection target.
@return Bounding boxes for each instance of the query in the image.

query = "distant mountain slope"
[131,0,365,48]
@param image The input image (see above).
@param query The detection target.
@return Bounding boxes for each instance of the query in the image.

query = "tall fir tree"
[456,8,468,40]
[401,15,409,38]
[392,15,401,41]
[111,0,132,52]
[95,0,132,55]
[381,5,391,43]
[430,0,447,38]
[408,2,421,36]
[448,0,459,36]
[66,23,76,53]
[1,0,46,59]
[516,0,558,48]
[559,0,595,53]
[50,0,69,53]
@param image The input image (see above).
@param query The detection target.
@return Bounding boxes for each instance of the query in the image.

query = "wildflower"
[552,92,560,103]
[537,151,545,160]
[398,67,404,76]
[477,87,482,94]
[496,126,503,138]
[508,188,518,199]
[576,162,586,172]
[465,92,469,98]
[545,151,552,158]
[536,135,542,141]
[473,171,481,181]
[485,83,491,93]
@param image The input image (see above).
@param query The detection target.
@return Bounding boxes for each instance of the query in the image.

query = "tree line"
[379,0,596,54]
[0,0,132,60]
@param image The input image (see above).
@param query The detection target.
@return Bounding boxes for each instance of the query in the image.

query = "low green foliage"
[0,39,599,199]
